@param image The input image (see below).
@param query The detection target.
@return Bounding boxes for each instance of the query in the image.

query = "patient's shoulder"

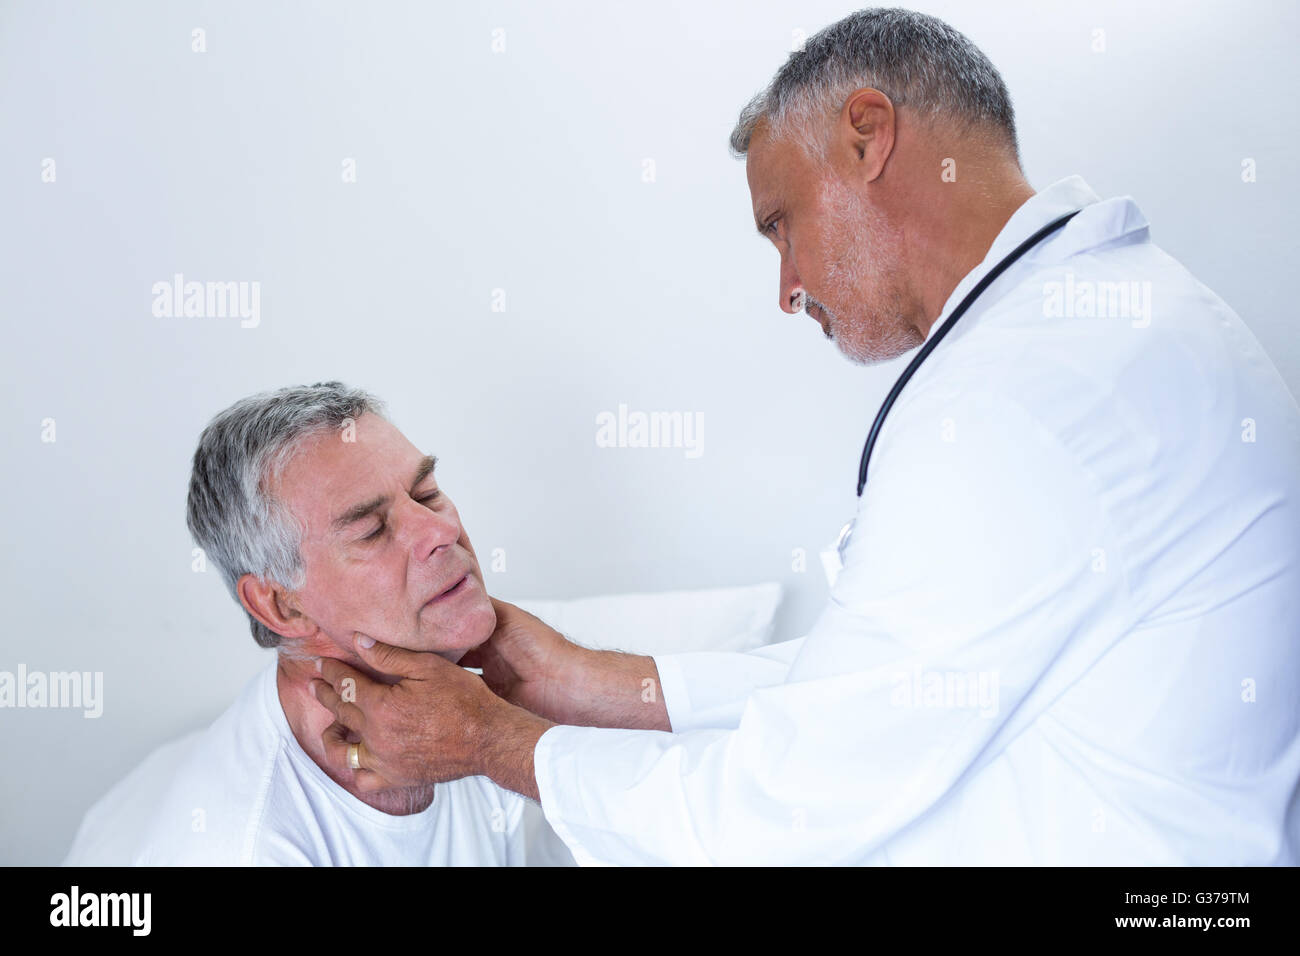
[132,663,286,865]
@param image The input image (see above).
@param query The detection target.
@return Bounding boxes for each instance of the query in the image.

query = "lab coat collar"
[925,175,1150,341]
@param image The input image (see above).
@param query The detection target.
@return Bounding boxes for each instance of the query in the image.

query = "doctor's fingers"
[317,656,384,712]
[321,721,390,793]
[309,677,368,735]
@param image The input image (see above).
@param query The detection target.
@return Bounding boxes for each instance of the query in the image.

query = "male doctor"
[311,8,1300,864]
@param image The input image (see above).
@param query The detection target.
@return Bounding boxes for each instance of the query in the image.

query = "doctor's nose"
[780,260,806,315]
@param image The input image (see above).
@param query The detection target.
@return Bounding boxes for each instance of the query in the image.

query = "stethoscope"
[834,209,1081,565]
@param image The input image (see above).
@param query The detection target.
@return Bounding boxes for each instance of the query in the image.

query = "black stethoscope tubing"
[855,209,1082,497]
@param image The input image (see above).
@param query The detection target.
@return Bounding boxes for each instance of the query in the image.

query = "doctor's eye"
[417,489,441,506]
[363,521,386,542]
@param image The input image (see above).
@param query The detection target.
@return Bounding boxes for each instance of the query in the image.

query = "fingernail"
[308,681,318,698]
[315,657,322,673]
[356,633,375,649]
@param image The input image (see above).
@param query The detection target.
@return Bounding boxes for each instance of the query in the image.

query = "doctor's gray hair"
[186,381,388,649]
[729,7,1020,164]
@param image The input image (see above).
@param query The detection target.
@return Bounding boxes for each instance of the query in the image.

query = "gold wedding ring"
[347,742,362,771]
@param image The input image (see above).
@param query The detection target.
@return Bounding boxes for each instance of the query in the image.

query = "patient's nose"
[402,497,459,559]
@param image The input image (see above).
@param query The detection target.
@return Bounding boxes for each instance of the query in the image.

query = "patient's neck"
[275,654,436,816]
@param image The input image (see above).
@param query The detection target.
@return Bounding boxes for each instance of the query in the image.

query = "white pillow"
[510,581,783,658]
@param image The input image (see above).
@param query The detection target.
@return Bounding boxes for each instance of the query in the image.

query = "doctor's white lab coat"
[533,175,1300,865]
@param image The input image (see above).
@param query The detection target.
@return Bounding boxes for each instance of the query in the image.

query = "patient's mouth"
[424,574,471,608]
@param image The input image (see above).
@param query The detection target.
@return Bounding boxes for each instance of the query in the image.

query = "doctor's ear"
[837,87,895,182]
[237,573,316,642]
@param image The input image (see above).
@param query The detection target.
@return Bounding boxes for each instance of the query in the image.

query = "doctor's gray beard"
[816,178,922,366]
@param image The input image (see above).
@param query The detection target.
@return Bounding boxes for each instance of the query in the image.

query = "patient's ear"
[237,574,316,642]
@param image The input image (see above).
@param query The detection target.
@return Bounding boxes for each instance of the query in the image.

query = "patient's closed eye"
[360,490,441,541]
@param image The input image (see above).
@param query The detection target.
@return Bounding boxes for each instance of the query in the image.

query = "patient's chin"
[422,594,495,662]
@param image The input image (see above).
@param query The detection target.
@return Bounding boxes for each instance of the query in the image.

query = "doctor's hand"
[459,598,592,725]
[463,599,672,732]
[311,636,554,799]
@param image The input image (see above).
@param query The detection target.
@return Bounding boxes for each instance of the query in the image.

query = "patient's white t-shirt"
[132,660,526,866]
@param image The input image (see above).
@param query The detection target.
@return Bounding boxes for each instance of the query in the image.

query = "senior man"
[313,8,1300,864]
[134,382,525,865]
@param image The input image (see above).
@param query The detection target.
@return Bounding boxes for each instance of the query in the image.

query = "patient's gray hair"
[729,7,1020,165]
[186,381,388,649]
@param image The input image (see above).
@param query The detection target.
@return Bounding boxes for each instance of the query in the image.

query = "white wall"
[1,0,1295,864]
